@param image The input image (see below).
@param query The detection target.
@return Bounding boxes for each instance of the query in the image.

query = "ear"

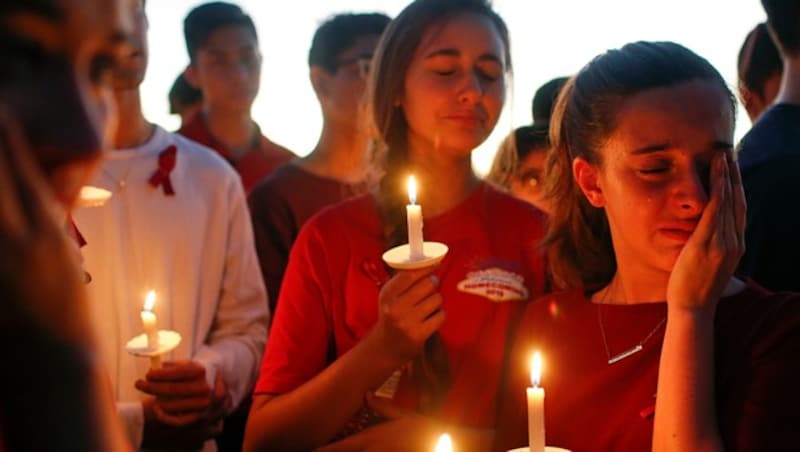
[572,157,605,207]
[309,66,331,100]
[184,65,201,90]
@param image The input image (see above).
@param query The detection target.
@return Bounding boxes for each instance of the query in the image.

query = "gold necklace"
[595,284,667,365]
[101,159,134,193]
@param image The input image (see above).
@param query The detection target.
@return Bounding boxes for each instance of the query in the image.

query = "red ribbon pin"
[148,145,177,196]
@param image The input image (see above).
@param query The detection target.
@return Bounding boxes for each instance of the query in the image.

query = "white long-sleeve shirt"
[74,126,269,450]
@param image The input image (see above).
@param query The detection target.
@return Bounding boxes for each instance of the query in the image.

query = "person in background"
[486,77,567,213]
[248,12,391,316]
[179,1,295,193]
[73,1,268,449]
[244,0,546,450]
[0,0,135,449]
[737,22,783,123]
[486,126,550,213]
[168,71,203,127]
[493,41,800,452]
[736,0,800,292]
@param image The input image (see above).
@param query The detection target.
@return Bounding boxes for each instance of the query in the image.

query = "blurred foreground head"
[0,0,134,207]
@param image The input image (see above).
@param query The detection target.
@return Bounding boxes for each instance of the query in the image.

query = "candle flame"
[434,433,452,452]
[530,351,542,388]
[144,290,156,312]
[407,175,417,205]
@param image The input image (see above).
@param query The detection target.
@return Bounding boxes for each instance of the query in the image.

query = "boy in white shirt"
[73,1,268,449]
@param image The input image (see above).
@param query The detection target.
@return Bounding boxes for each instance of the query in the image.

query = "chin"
[441,135,489,155]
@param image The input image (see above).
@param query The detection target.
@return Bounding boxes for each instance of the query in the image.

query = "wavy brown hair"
[364,0,511,413]
[542,41,735,289]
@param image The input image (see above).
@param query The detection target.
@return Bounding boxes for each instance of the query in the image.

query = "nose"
[457,71,483,105]
[674,166,708,216]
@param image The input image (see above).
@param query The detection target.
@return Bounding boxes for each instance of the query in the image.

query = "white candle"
[406,175,424,260]
[434,433,452,452]
[528,352,545,452]
[141,290,159,350]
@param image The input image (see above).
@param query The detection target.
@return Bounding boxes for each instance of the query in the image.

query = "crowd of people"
[1,0,799,451]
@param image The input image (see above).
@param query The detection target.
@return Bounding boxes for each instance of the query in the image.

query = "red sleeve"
[253,214,334,395]
[717,292,800,450]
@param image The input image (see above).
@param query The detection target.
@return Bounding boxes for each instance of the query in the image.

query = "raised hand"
[667,150,745,312]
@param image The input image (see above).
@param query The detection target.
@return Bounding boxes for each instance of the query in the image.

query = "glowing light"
[407,175,417,205]
[144,290,156,312]
[434,433,453,452]
[530,351,542,388]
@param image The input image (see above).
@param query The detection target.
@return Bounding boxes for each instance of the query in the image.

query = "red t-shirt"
[493,281,800,452]
[255,183,547,429]
[178,113,295,193]
[248,162,367,314]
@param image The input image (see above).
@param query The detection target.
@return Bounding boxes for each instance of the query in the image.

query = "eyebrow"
[424,48,502,65]
[2,2,63,20]
[631,140,734,155]
[109,29,132,45]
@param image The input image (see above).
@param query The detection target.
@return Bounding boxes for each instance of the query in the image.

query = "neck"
[203,104,257,160]
[595,259,670,305]
[407,141,480,218]
[300,121,367,183]
[776,54,800,105]
[595,258,747,305]
[112,89,153,149]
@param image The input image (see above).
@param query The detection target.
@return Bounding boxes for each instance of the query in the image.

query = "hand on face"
[371,266,445,365]
[667,150,745,312]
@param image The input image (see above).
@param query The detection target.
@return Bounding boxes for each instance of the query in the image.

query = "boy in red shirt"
[248,12,390,315]
[179,2,294,193]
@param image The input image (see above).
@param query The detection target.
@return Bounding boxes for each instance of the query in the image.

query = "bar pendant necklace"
[598,305,666,365]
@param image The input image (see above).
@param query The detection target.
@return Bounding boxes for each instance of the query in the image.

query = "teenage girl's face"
[576,79,734,274]
[400,12,506,159]
[0,0,133,208]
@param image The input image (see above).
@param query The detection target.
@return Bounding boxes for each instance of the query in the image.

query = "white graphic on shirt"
[457,267,529,302]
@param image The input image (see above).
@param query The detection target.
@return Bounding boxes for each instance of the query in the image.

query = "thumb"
[366,392,414,420]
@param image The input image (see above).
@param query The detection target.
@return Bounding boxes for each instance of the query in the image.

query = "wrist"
[666,305,717,333]
[362,326,409,374]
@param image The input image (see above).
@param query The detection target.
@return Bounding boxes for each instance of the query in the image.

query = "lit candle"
[141,291,159,350]
[406,175,424,260]
[528,352,545,452]
[77,185,112,208]
[434,433,452,452]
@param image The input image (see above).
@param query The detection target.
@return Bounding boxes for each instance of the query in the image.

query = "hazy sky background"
[142,0,766,174]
